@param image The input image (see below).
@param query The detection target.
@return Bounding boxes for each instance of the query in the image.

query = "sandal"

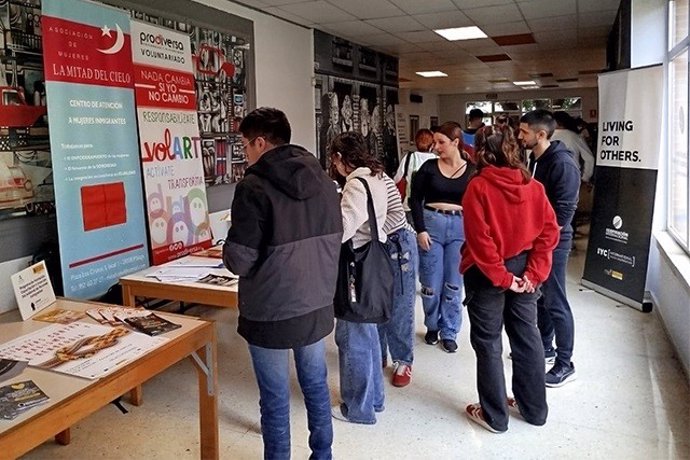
[465,403,505,433]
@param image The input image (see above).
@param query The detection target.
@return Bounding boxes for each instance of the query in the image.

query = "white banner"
[131,21,212,265]
[597,66,663,170]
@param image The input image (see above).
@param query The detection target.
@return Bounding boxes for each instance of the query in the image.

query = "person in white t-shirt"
[394,128,437,216]
[551,111,595,183]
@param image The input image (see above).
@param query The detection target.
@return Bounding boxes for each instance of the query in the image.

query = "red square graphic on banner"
[81,182,127,231]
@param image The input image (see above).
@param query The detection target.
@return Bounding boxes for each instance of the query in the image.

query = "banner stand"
[581,280,653,313]
[581,64,663,312]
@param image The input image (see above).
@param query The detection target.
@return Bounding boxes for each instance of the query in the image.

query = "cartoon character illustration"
[166,196,194,247]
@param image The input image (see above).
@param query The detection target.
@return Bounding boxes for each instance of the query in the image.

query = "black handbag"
[334,177,394,323]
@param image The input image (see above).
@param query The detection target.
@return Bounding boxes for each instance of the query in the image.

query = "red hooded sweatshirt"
[461,165,559,289]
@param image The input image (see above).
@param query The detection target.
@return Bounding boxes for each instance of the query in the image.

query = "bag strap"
[402,152,413,179]
[354,177,380,242]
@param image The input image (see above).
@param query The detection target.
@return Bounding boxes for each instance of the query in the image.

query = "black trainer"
[545,362,577,387]
[441,339,458,353]
[424,330,439,345]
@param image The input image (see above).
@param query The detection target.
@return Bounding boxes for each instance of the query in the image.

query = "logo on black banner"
[605,215,629,244]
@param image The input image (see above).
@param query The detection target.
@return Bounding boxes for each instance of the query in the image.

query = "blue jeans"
[335,319,385,424]
[537,238,575,366]
[465,253,548,432]
[248,339,333,460]
[378,228,418,365]
[418,209,464,340]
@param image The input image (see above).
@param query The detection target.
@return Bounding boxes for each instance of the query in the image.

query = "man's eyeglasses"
[241,137,259,152]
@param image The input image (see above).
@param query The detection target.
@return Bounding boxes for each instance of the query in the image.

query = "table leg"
[191,335,219,459]
[129,386,143,406]
[122,284,144,405]
[55,429,70,445]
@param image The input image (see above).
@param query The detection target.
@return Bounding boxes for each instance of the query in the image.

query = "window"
[668,1,690,252]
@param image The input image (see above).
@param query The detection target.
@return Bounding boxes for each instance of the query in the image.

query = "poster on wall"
[42,0,149,298]
[582,65,663,311]
[0,0,53,218]
[189,24,249,185]
[131,21,212,265]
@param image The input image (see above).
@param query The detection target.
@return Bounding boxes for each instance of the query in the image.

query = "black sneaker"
[424,330,439,345]
[441,339,458,353]
[545,362,577,387]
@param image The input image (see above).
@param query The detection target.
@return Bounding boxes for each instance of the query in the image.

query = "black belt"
[424,205,462,216]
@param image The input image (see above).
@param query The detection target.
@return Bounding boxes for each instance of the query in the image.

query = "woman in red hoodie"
[460,124,559,433]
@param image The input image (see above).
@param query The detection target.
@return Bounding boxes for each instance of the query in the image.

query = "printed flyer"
[42,0,149,298]
[131,20,212,264]
[0,321,167,380]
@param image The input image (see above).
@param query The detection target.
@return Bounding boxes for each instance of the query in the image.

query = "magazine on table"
[0,380,50,420]
[123,313,182,336]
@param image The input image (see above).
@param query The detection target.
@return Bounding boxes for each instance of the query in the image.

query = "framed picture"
[409,115,419,139]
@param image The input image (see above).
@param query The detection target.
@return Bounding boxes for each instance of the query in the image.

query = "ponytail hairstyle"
[474,124,530,181]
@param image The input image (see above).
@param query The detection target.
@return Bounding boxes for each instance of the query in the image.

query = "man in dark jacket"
[519,109,580,388]
[223,107,343,459]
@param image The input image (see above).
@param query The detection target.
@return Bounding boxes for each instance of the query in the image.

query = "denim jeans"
[335,319,385,424]
[537,238,575,366]
[418,209,464,340]
[248,339,333,460]
[465,253,548,432]
[378,228,418,365]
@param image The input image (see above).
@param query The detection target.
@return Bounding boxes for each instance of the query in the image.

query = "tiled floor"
[22,246,690,459]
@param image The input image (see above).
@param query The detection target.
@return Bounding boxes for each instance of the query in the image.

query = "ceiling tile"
[397,30,447,43]
[492,33,536,46]
[578,10,618,28]
[234,0,269,8]
[413,10,474,29]
[480,20,531,36]
[320,20,384,36]
[278,1,355,23]
[578,25,614,39]
[389,0,458,15]
[262,6,315,25]
[358,33,410,46]
[260,0,311,5]
[451,0,515,8]
[327,0,405,19]
[476,54,512,62]
[533,29,577,44]
[518,0,576,19]
[578,0,622,13]
[463,4,523,25]
[527,15,578,32]
[453,37,500,50]
[365,16,425,33]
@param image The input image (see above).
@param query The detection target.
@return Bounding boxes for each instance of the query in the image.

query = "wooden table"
[0,298,219,459]
[119,254,238,310]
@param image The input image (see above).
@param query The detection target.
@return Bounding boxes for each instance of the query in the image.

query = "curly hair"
[328,131,384,178]
[474,124,530,181]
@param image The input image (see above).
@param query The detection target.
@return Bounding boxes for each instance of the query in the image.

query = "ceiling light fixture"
[513,80,536,85]
[416,71,448,78]
[434,26,487,41]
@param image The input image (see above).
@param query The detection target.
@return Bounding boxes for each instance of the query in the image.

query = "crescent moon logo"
[97,24,124,55]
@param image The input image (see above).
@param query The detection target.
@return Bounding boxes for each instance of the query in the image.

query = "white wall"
[438,87,599,126]
[648,234,690,378]
[395,89,440,154]
[192,0,316,151]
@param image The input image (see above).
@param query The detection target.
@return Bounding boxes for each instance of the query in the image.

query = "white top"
[551,129,595,182]
[341,167,388,248]
[393,151,436,210]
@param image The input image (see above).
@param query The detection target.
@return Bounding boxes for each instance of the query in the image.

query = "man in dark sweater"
[223,107,343,459]
[519,110,580,387]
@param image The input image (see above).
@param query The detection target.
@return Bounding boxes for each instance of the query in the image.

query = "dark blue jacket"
[529,140,580,240]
